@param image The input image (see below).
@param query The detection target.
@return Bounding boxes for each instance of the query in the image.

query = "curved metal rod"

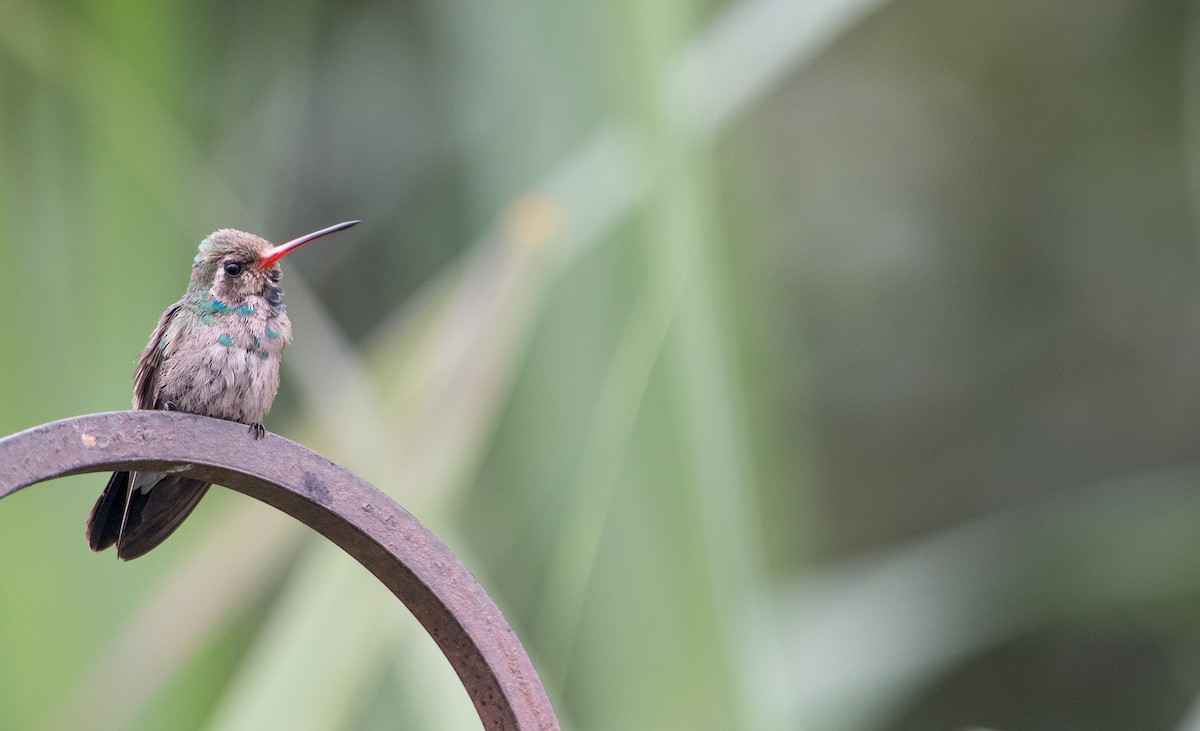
[0,411,558,731]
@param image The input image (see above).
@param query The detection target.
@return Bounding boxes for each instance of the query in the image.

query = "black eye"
[223,261,243,276]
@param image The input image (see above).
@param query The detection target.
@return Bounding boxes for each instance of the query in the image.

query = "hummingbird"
[86,220,360,559]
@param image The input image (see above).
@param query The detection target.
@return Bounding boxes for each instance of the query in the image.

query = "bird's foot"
[248,422,266,440]
[163,401,177,411]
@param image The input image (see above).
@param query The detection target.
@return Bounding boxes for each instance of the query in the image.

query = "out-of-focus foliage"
[2,1,1200,730]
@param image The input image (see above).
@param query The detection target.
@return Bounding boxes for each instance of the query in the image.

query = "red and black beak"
[257,220,360,269]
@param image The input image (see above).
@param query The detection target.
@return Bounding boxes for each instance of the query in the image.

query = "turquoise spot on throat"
[266,328,279,340]
[217,333,234,347]
[200,299,232,315]
[235,303,255,317]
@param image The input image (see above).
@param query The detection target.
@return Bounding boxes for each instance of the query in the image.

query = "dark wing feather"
[115,476,211,560]
[134,299,183,410]
[85,470,130,552]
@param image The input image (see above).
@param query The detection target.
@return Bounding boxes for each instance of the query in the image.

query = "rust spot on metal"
[80,432,109,448]
[0,411,558,730]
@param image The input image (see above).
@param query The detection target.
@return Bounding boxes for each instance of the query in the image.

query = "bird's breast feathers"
[154,300,292,423]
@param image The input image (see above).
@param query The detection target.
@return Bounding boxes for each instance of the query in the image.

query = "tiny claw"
[249,422,266,440]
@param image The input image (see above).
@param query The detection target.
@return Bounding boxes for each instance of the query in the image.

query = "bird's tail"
[85,471,129,552]
[86,472,211,559]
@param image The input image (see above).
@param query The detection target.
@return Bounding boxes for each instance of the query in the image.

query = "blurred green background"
[3,0,1200,729]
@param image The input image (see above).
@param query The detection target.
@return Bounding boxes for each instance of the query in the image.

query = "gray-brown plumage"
[86,221,358,559]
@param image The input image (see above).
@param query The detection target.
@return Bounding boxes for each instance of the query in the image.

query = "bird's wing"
[99,299,189,559]
[134,299,184,410]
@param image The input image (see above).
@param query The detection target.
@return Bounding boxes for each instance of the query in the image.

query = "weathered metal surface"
[0,411,558,731]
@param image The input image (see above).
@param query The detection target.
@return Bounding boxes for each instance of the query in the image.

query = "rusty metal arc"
[0,411,557,731]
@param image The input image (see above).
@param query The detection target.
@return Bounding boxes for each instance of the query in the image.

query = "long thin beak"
[257,220,360,269]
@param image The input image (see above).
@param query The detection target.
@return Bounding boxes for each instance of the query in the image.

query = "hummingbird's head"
[189,221,360,311]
